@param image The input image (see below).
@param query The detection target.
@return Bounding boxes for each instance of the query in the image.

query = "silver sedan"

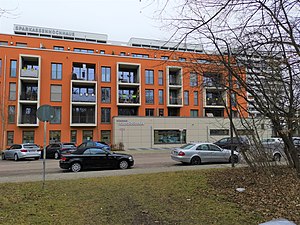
[1,144,41,161]
[170,143,239,165]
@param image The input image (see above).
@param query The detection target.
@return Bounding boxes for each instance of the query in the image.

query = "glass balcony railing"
[119,95,139,104]
[71,116,95,124]
[206,98,224,106]
[72,93,96,102]
[21,69,38,78]
[169,97,182,105]
[20,115,37,124]
[20,92,38,101]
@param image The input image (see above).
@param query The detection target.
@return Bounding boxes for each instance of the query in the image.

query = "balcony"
[71,116,95,124]
[20,115,37,124]
[21,69,38,78]
[206,98,224,106]
[169,97,182,105]
[119,95,139,104]
[20,92,38,101]
[72,93,96,102]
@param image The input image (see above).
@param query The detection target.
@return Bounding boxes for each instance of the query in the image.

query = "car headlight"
[129,156,133,161]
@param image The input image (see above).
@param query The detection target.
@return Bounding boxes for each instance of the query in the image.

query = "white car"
[261,138,284,161]
[170,143,239,165]
[1,143,41,161]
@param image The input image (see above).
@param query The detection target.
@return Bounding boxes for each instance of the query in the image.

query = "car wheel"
[71,162,82,172]
[273,153,281,162]
[54,152,60,160]
[229,154,239,163]
[14,154,19,161]
[2,154,6,160]
[190,156,201,165]
[119,160,129,169]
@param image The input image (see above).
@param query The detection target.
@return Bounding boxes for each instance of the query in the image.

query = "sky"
[0,0,172,42]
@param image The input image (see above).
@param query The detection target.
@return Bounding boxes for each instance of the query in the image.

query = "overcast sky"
[0,0,172,42]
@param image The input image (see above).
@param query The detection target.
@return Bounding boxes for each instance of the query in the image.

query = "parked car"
[214,136,249,151]
[1,143,41,161]
[170,143,239,165]
[261,137,284,161]
[41,142,77,159]
[59,146,134,172]
[76,141,110,151]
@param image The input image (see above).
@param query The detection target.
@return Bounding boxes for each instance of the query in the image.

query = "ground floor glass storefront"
[154,130,186,144]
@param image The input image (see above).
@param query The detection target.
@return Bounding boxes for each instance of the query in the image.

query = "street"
[0,150,238,183]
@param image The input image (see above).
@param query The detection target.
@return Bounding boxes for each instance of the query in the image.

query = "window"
[50,85,62,102]
[158,90,164,104]
[83,130,93,142]
[161,56,169,60]
[184,91,189,105]
[120,52,126,56]
[190,110,198,117]
[179,57,186,62]
[9,83,16,100]
[145,109,154,116]
[70,130,77,143]
[0,41,8,46]
[74,48,94,53]
[193,91,198,106]
[50,107,61,124]
[145,70,154,84]
[158,109,164,116]
[49,130,61,143]
[23,131,34,143]
[101,108,111,123]
[10,60,17,77]
[16,42,27,47]
[154,130,186,144]
[145,89,154,104]
[72,106,95,124]
[51,63,62,80]
[101,130,111,144]
[190,72,198,87]
[132,53,149,58]
[53,46,64,51]
[210,129,229,136]
[101,87,111,103]
[101,67,111,82]
[8,106,15,123]
[7,131,14,146]
[158,70,163,85]
[100,50,105,54]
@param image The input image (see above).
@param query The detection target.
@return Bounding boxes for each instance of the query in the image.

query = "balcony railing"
[169,97,182,105]
[119,95,139,104]
[21,69,38,78]
[71,73,96,81]
[72,94,96,102]
[20,92,38,101]
[206,98,224,106]
[20,115,37,124]
[118,78,138,84]
[71,116,95,124]
[169,80,182,86]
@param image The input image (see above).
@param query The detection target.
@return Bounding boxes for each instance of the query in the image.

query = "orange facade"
[0,26,247,149]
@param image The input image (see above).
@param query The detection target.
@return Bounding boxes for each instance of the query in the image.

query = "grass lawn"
[0,168,284,225]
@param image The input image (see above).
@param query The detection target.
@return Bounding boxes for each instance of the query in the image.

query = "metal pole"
[42,121,46,189]
[229,64,235,168]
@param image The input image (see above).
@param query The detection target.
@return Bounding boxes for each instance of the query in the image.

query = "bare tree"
[152,0,300,176]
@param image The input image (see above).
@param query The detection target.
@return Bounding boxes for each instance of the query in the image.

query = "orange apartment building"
[0,24,250,150]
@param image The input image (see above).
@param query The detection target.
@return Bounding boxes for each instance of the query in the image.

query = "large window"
[10,60,17,77]
[72,106,95,123]
[9,83,16,100]
[7,131,14,146]
[70,130,77,143]
[49,130,61,143]
[184,91,189,105]
[23,131,34,143]
[154,130,186,144]
[8,106,15,123]
[158,70,163,85]
[50,85,62,102]
[210,129,229,136]
[50,107,61,124]
[158,90,164,104]
[193,91,199,106]
[101,87,111,103]
[83,130,93,142]
[101,108,111,123]
[190,72,198,87]
[145,89,154,104]
[51,63,62,80]
[145,70,154,84]
[101,67,111,82]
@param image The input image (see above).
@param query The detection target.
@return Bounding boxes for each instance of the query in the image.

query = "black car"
[77,141,110,151]
[59,146,134,172]
[42,142,77,159]
[214,136,249,151]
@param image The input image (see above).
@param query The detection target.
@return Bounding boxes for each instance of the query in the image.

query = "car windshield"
[180,144,195,149]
